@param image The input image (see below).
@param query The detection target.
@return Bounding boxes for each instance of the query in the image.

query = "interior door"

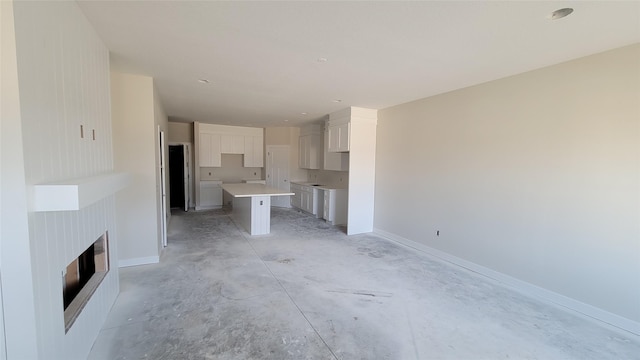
[266,145,290,208]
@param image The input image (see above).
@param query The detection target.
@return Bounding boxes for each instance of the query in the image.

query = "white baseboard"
[195,205,222,211]
[118,256,159,268]
[373,228,640,336]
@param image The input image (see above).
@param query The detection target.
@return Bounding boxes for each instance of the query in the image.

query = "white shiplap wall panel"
[12,1,120,359]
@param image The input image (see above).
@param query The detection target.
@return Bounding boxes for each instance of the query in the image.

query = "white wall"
[346,108,377,235]
[154,85,169,252]
[168,122,194,143]
[5,1,120,358]
[111,72,165,266]
[0,1,38,358]
[374,44,640,331]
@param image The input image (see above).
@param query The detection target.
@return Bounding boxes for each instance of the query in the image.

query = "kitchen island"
[221,183,294,235]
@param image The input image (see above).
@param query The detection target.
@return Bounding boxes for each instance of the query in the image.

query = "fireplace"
[63,232,109,332]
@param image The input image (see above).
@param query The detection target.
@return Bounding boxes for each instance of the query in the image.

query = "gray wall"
[374,44,640,326]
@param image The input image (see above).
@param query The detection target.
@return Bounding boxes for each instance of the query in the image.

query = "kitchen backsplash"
[306,170,349,188]
[201,154,263,182]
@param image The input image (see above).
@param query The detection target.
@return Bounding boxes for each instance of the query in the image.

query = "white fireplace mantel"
[33,172,130,212]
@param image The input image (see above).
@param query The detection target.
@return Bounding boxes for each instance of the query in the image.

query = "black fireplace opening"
[63,232,109,331]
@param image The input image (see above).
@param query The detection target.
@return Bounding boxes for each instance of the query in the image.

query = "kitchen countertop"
[290,181,346,190]
[222,183,294,198]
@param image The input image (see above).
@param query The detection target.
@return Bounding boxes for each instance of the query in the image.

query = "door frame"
[158,127,168,248]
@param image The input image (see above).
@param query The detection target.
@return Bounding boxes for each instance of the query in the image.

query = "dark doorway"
[169,145,185,209]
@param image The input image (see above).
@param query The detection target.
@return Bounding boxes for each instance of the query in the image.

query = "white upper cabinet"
[244,135,263,167]
[323,121,349,171]
[327,122,350,153]
[199,132,221,167]
[197,123,263,168]
[298,124,322,169]
[221,134,245,154]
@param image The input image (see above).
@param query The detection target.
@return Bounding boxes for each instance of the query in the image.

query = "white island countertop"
[221,183,294,198]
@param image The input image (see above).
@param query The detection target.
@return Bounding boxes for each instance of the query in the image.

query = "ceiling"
[78,1,640,127]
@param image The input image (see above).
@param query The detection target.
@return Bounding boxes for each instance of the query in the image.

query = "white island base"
[222,183,294,235]
[231,195,273,235]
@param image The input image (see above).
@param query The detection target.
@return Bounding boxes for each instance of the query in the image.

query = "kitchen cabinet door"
[300,191,310,213]
[290,184,302,209]
[308,133,321,169]
[199,133,221,167]
[298,134,321,170]
[327,123,349,153]
[336,123,349,152]
[323,126,349,171]
[323,189,347,225]
[199,181,223,209]
[221,134,245,154]
[253,135,264,167]
[327,125,339,153]
[243,135,264,167]
[298,135,309,168]
[323,190,334,222]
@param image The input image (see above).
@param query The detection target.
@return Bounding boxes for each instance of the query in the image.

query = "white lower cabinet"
[301,190,313,213]
[290,183,302,209]
[198,180,223,209]
[323,189,348,225]
[291,183,321,216]
[291,182,346,224]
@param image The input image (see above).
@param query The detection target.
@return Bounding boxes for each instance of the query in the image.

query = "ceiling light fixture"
[333,99,342,103]
[198,79,210,84]
[317,57,328,63]
[549,8,573,20]
[301,112,308,115]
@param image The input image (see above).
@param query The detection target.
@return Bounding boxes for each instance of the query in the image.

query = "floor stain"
[326,289,393,298]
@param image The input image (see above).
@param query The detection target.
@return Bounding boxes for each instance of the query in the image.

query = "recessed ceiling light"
[198,79,210,84]
[549,8,573,20]
[317,57,328,63]
[333,99,342,103]
[284,119,289,122]
[301,112,308,115]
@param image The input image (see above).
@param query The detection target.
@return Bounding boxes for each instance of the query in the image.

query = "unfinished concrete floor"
[89,208,640,359]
